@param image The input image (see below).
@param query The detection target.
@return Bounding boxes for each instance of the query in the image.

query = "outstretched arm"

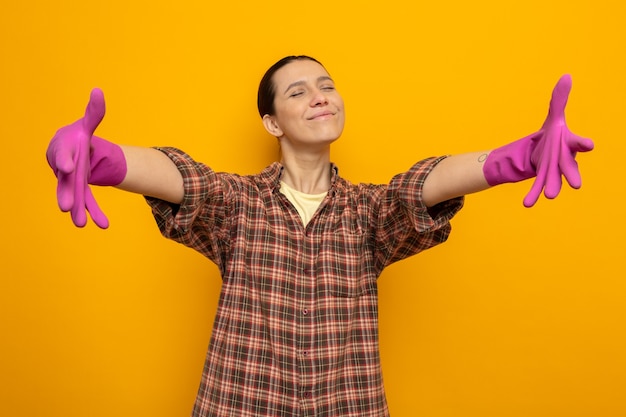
[117,145,184,204]
[47,88,183,228]
[422,74,594,208]
[422,151,490,207]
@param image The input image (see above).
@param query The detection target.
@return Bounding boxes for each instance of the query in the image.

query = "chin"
[320,126,344,143]
[320,133,341,145]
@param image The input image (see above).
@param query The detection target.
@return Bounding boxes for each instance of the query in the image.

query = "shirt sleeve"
[143,147,233,270]
[373,156,464,269]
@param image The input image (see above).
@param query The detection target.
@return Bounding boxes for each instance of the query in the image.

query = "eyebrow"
[284,76,334,94]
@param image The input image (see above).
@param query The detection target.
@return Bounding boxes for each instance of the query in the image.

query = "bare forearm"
[117,146,184,204]
[422,152,491,207]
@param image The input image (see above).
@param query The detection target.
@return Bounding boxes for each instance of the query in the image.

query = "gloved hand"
[46,88,127,228]
[482,74,594,207]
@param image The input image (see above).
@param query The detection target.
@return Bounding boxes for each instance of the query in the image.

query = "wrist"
[483,135,538,186]
[89,136,127,186]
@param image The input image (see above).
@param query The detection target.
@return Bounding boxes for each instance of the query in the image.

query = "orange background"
[1,1,624,416]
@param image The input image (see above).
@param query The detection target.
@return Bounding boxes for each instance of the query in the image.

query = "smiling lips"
[308,111,335,120]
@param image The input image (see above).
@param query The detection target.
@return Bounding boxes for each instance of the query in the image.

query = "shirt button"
[302,308,309,315]
[303,392,311,398]
[302,351,309,356]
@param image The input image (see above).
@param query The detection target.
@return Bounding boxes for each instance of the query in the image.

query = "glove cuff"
[483,135,538,186]
[89,136,127,186]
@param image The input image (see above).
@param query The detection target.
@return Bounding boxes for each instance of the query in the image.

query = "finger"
[560,135,583,189]
[523,153,549,208]
[543,167,563,199]
[52,141,78,211]
[523,176,544,208]
[69,195,88,227]
[71,139,90,227]
[52,144,77,175]
[560,155,582,190]
[84,187,110,229]
[83,88,106,134]
[548,74,572,118]
[566,135,595,153]
[523,131,554,207]
[543,130,564,199]
[56,171,75,212]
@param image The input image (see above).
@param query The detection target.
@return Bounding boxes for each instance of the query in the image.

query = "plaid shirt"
[146,148,464,417]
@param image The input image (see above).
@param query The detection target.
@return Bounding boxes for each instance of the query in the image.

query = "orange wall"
[1,1,624,416]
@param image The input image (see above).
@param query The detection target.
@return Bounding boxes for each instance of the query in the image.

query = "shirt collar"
[260,162,340,193]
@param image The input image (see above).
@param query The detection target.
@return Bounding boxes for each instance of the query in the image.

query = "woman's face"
[263,59,345,149]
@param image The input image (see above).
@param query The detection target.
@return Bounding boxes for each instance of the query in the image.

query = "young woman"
[47,55,593,417]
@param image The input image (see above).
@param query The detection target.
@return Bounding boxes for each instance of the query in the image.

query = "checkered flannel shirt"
[145,148,464,417]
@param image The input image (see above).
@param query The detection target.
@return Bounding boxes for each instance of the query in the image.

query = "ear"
[262,114,283,138]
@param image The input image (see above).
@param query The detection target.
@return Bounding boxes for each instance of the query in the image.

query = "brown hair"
[257,55,325,118]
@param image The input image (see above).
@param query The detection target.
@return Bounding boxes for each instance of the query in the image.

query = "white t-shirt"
[279,181,327,226]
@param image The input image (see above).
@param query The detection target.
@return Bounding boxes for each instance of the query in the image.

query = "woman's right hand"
[46,89,126,229]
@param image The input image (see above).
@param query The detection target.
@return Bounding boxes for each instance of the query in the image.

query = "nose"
[310,88,329,107]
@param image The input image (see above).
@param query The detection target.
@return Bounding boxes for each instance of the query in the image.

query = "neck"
[279,148,332,194]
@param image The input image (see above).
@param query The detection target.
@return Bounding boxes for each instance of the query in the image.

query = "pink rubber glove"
[483,74,594,207]
[46,88,127,228]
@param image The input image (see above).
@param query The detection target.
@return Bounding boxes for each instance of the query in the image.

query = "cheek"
[336,103,346,123]
[333,97,345,113]
[275,107,300,128]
